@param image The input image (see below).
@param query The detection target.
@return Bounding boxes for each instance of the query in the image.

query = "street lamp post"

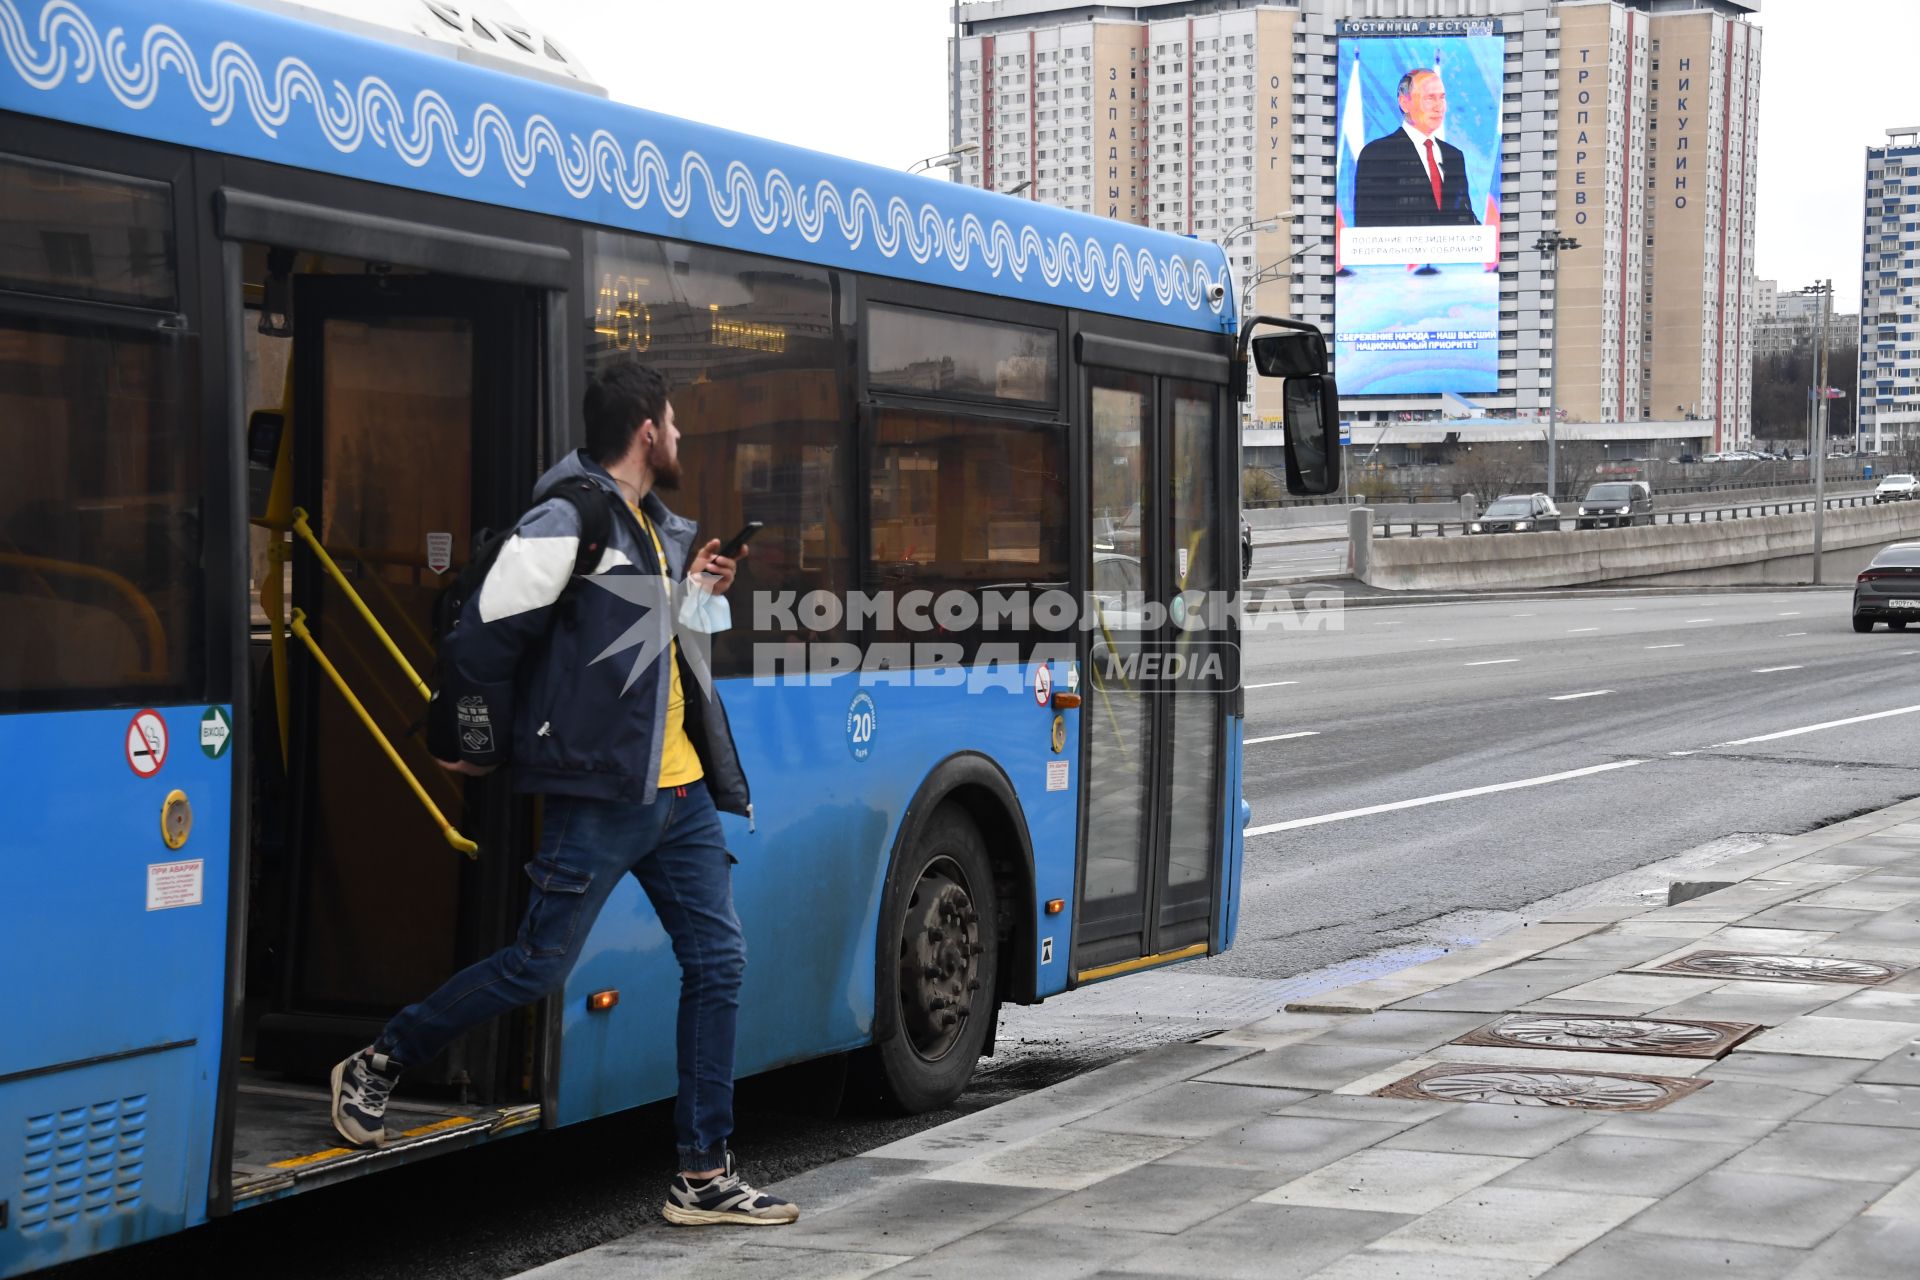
[1238,235,1329,428]
[1534,230,1580,501]
[907,141,979,174]
[1805,279,1834,584]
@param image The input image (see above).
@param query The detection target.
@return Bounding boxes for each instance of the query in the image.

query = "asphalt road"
[56,587,1920,1280]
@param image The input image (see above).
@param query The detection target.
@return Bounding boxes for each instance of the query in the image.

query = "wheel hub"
[899,861,982,1061]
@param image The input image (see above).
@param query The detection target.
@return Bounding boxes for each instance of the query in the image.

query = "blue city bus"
[0,1,1336,1271]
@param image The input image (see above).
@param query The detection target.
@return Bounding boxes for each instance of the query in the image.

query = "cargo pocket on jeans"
[520,858,594,959]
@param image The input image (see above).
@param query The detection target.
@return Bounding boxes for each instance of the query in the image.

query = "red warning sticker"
[126,709,168,778]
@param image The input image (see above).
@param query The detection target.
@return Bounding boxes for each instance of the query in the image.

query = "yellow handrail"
[290,608,477,860]
[290,507,429,701]
[0,552,168,679]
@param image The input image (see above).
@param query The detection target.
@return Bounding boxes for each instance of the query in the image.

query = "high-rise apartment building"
[952,0,1761,446]
[1861,127,1920,453]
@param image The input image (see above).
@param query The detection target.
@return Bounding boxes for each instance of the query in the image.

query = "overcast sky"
[539,0,1912,314]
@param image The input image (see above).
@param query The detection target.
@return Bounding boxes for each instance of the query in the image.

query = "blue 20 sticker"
[846,692,877,762]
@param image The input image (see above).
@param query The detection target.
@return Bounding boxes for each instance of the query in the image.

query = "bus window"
[585,232,849,678]
[0,154,176,309]
[866,406,1068,651]
[0,152,198,713]
[866,303,1058,407]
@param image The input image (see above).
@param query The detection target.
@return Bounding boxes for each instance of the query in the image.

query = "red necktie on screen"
[1424,138,1443,210]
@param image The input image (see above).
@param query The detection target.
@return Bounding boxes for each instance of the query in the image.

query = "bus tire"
[867,804,999,1113]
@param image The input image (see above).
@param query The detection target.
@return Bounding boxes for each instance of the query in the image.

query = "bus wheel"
[872,805,999,1113]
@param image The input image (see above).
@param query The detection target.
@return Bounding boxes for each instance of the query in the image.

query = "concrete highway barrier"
[1358,501,1920,591]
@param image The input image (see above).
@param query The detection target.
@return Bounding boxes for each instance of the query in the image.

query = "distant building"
[1860,126,1920,452]
[952,0,1762,446]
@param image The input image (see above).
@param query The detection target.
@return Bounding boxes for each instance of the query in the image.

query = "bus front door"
[1076,370,1228,977]
[249,273,537,1099]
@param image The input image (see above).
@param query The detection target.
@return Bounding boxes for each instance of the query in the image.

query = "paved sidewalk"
[522,799,1920,1279]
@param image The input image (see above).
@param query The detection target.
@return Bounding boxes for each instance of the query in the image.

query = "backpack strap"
[538,477,617,579]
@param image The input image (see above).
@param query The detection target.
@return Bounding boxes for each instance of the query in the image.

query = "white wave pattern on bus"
[0,0,1226,314]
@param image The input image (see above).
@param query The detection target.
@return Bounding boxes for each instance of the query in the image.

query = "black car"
[1241,519,1253,577]
[1468,493,1560,534]
[1575,481,1655,529]
[1853,543,1920,632]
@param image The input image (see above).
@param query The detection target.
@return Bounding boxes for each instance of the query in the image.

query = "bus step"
[231,1103,541,1208]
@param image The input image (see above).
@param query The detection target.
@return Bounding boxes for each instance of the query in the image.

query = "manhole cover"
[1375,1064,1707,1112]
[1644,951,1903,986]
[1455,1015,1762,1059]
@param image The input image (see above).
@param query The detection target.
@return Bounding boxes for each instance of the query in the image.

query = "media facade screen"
[1334,21,1504,396]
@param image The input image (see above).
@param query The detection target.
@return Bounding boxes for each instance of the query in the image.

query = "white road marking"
[1751,665,1804,673]
[1510,613,1537,617]
[1373,621,1405,627]
[1779,612,1803,617]
[1245,681,1299,689]
[1549,690,1614,701]
[1715,703,1920,748]
[1423,637,1456,643]
[1685,618,1714,623]
[1464,659,1520,666]
[1568,627,1600,633]
[1245,731,1320,745]
[1611,607,1637,612]
[1668,751,1699,757]
[1781,632,1808,637]
[1245,760,1647,837]
[1645,643,1685,649]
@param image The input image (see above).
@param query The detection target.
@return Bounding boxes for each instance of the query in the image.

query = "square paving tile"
[1157,1114,1408,1175]
[1866,1166,1920,1218]
[1649,981,1847,1025]
[519,1239,909,1280]
[1822,989,1920,1024]
[1270,1092,1452,1127]
[1369,1186,1653,1264]
[1300,1010,1492,1053]
[1703,1051,1871,1092]
[1197,1044,1419,1092]
[1725,1119,1920,1185]
[884,1222,1157,1280]
[1744,1016,1920,1059]
[1205,1011,1353,1052]
[1547,1230,1809,1280]
[1860,1045,1920,1084]
[1742,904,1884,932]
[1827,915,1920,948]
[1376,1102,1604,1157]
[922,1127,1190,1191]
[1490,1133,1734,1197]
[1531,934,1694,965]
[1786,1215,1920,1280]
[1104,1203,1411,1279]
[1695,927,1840,952]
[1255,1149,1520,1215]
[1628,1169,1888,1248]
[1012,1161,1282,1236]
[1654,1078,1823,1122]
[1308,1250,1549,1279]
[761,1156,939,1221]
[1070,1081,1308,1141]
[1796,1082,1920,1129]
[1552,974,1723,1005]
[754,1179,1063,1255]
[1585,1110,1783,1146]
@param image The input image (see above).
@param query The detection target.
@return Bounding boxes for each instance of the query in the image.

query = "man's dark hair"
[1397,68,1436,99]
[583,356,669,464]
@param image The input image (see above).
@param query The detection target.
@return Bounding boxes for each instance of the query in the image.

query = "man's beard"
[651,448,682,491]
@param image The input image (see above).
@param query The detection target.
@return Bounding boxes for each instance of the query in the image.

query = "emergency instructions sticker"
[147,859,204,911]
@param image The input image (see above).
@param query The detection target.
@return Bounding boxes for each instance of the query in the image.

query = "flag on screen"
[1431,47,1446,143]
[1336,45,1364,272]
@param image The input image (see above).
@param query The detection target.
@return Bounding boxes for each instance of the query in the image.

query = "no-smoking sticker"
[1033,662,1053,707]
[126,709,168,777]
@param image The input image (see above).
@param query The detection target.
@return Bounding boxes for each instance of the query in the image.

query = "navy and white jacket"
[438,449,751,819]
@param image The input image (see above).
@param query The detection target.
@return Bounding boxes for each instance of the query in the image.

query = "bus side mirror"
[1281,375,1341,496]
[1244,324,1340,495]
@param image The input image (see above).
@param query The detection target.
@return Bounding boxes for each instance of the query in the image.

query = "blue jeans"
[379,782,744,1170]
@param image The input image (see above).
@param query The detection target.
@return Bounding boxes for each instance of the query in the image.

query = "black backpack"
[424,477,616,761]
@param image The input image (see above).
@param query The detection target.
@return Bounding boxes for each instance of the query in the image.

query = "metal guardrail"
[1375,493,1896,538]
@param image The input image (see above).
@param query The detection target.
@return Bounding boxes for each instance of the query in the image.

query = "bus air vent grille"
[18,1094,148,1234]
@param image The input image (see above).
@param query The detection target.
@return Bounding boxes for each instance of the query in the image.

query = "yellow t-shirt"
[632,504,704,788]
